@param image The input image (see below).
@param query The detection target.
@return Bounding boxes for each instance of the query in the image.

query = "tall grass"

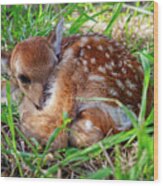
[1,2,154,180]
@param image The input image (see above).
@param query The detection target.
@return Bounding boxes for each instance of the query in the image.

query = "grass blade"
[104,3,123,35]
[5,81,23,177]
[44,129,136,177]
[6,81,16,149]
[138,53,151,125]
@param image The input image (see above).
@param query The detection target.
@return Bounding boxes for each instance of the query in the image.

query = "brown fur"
[1,32,153,149]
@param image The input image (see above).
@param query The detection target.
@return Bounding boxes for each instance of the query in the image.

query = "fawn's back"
[58,35,144,114]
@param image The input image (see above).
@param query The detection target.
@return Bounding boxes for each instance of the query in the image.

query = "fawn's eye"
[18,74,31,84]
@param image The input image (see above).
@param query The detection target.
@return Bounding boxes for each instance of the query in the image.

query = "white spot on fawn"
[118,61,123,67]
[108,46,114,53]
[116,79,125,90]
[97,45,103,51]
[125,79,137,90]
[85,120,93,131]
[110,60,115,67]
[121,67,127,74]
[108,88,118,96]
[105,53,110,58]
[84,66,89,73]
[90,58,96,64]
[127,63,133,69]
[98,66,106,74]
[83,60,88,66]
[105,63,112,70]
[111,72,119,77]
[86,45,92,49]
[89,75,105,82]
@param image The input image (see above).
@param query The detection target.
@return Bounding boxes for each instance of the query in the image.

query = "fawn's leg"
[19,97,68,150]
[69,104,133,148]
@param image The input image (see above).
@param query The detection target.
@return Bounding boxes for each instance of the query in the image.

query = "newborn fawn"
[1,19,152,149]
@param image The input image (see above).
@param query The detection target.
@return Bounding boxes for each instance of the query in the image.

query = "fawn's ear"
[48,18,64,58]
[1,51,11,76]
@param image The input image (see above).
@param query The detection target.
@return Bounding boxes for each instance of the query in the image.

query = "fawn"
[1,19,153,149]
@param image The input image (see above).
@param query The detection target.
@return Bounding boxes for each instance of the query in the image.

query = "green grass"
[1,2,154,180]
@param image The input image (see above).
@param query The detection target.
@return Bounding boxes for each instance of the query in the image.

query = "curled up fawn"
[1,19,153,149]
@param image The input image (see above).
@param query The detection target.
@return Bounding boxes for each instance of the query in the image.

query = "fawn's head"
[1,19,64,108]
